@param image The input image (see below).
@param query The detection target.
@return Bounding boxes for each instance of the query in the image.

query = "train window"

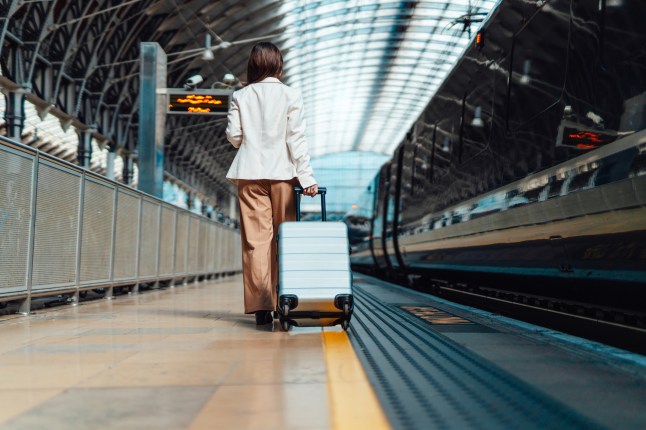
[505,189,529,209]
[547,174,568,199]
[506,1,571,131]
[567,168,598,194]
[519,176,550,204]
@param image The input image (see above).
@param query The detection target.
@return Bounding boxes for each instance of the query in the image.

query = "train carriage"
[350,0,646,311]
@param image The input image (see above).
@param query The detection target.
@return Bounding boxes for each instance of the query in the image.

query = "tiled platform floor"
[0,277,386,430]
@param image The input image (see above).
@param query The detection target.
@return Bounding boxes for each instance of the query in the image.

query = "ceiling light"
[222,73,236,85]
[471,106,484,127]
[520,59,531,85]
[202,34,215,61]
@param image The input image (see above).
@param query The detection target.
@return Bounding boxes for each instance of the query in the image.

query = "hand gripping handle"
[294,186,327,222]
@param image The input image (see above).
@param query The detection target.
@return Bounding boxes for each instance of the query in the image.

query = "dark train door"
[387,145,407,270]
[371,163,391,273]
[367,171,381,270]
[383,146,406,271]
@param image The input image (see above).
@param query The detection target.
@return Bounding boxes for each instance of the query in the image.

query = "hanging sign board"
[166,89,232,115]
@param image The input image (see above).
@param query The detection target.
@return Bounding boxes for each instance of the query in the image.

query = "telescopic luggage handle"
[294,186,327,222]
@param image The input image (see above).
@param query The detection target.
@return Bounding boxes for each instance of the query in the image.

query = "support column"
[229,194,237,220]
[137,42,167,198]
[122,154,134,185]
[186,191,194,211]
[106,146,116,180]
[77,129,93,168]
[4,89,26,140]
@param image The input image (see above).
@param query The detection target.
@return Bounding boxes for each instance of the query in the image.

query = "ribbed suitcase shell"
[278,221,352,323]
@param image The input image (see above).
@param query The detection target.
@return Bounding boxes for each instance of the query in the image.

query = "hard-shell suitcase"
[277,186,353,331]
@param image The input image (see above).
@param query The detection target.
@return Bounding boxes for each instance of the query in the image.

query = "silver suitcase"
[277,187,353,331]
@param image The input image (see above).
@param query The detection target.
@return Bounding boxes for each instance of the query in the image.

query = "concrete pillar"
[137,42,167,198]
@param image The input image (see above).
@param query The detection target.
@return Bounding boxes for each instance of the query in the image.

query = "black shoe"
[255,311,272,325]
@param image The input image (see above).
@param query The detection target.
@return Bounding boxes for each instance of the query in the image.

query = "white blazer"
[225,77,316,188]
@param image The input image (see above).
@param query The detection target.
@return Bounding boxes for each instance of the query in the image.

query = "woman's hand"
[303,184,318,197]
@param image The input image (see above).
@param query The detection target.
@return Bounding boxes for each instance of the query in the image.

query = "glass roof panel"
[278,0,499,158]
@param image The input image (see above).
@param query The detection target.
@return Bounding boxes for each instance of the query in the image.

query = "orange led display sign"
[167,90,231,115]
[475,31,485,49]
[556,120,618,150]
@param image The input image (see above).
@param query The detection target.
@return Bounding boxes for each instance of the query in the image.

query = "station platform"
[0,275,645,429]
[0,275,386,430]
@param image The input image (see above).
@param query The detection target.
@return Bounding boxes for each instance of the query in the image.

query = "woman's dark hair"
[246,42,283,85]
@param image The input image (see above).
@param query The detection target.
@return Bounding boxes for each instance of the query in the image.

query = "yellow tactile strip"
[322,328,391,430]
[401,306,474,325]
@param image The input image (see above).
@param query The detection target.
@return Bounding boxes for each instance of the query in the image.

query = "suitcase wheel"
[281,319,291,331]
[341,320,349,331]
[283,303,290,317]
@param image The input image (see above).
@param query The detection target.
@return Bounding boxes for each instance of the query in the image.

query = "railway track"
[418,278,646,355]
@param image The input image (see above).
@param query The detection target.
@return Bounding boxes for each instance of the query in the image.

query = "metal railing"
[0,136,241,314]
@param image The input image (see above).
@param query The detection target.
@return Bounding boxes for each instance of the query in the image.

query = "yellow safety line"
[322,328,391,430]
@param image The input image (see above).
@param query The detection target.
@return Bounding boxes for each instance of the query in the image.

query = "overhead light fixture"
[520,59,531,85]
[202,34,215,61]
[442,136,451,152]
[563,105,573,118]
[471,106,484,127]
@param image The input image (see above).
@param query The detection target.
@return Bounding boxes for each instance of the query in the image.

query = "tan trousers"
[237,179,297,314]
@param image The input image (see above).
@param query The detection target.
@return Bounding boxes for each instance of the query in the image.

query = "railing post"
[106,187,118,300]
[170,209,178,288]
[20,152,39,315]
[154,204,162,288]
[133,197,142,294]
[183,214,189,285]
[72,171,86,305]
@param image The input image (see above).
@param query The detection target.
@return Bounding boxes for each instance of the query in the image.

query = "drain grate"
[348,284,605,430]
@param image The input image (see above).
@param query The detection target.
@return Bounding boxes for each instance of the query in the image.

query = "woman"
[225,42,318,325]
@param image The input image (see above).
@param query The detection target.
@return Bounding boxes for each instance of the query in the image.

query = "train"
[349,0,646,311]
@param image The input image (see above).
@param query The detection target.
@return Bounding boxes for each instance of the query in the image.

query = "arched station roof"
[0,0,497,200]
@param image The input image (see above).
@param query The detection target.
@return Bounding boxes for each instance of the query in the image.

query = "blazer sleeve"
[286,92,317,188]
[226,93,242,148]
